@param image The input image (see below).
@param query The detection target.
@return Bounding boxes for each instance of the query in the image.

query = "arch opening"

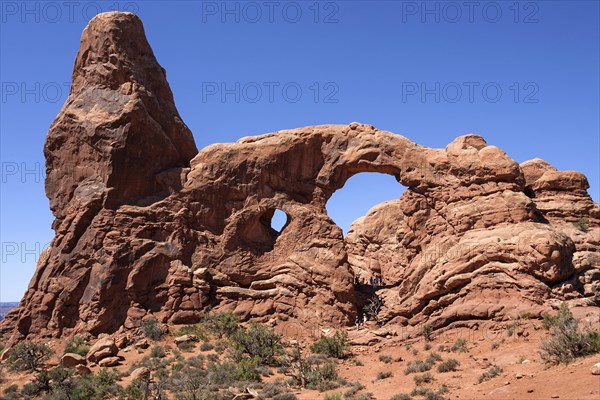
[325,172,406,236]
[270,209,288,233]
[259,208,290,238]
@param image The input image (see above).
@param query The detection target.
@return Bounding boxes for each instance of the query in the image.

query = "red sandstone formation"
[1,12,598,344]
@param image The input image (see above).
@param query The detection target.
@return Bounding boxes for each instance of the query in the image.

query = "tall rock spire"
[44,12,198,224]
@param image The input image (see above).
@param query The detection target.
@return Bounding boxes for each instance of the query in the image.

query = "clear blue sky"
[1,1,598,302]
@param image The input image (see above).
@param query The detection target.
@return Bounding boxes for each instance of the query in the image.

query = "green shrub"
[478,365,502,383]
[6,340,54,372]
[207,361,237,386]
[142,318,165,341]
[4,384,18,394]
[168,365,210,399]
[214,341,227,354]
[150,345,166,359]
[573,218,589,232]
[64,336,90,356]
[203,312,241,338]
[234,357,262,382]
[379,355,392,363]
[200,341,214,351]
[121,379,151,400]
[177,341,196,352]
[305,361,339,391]
[437,358,460,373]
[174,324,207,340]
[376,371,392,380]
[414,372,434,385]
[256,365,273,377]
[310,330,349,359]
[422,324,433,342]
[324,393,342,400]
[283,347,340,391]
[23,367,120,400]
[229,323,283,365]
[540,304,600,364]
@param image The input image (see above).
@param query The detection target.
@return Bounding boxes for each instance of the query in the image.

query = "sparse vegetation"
[282,347,342,391]
[376,370,392,380]
[176,340,196,352]
[378,354,392,363]
[450,338,468,353]
[259,380,292,398]
[422,324,433,342]
[141,318,165,340]
[15,367,120,399]
[203,312,241,338]
[150,345,166,359]
[214,340,227,354]
[344,382,366,398]
[404,359,434,375]
[437,358,460,373]
[573,217,589,232]
[200,341,214,351]
[64,335,90,356]
[174,323,207,340]
[6,340,54,372]
[311,330,350,359]
[413,372,434,385]
[410,386,447,400]
[229,322,283,365]
[540,303,600,364]
[426,352,442,363]
[390,394,412,400]
[478,365,502,383]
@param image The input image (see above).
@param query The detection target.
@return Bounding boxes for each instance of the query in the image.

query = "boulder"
[174,334,199,345]
[98,356,120,367]
[75,365,92,375]
[134,339,150,350]
[131,367,151,381]
[87,338,118,363]
[61,353,86,367]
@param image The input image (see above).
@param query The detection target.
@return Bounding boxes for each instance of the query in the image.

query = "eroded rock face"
[1,12,598,342]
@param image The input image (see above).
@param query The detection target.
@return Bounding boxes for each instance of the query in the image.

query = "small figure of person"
[363,313,368,324]
[355,315,360,330]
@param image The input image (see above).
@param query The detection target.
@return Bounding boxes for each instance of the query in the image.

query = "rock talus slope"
[1,12,598,342]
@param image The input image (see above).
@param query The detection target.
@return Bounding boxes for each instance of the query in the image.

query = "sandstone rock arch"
[1,12,598,344]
